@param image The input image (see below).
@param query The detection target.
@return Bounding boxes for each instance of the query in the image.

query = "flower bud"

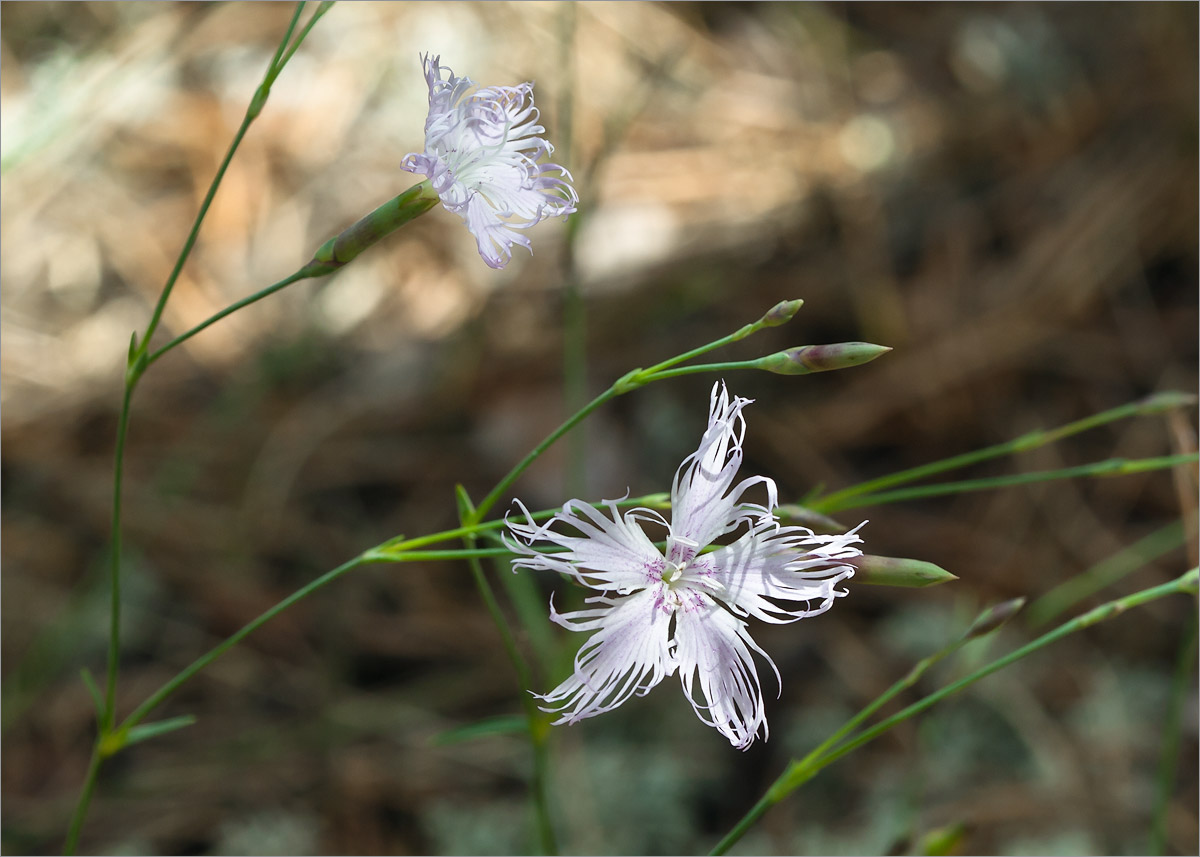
[847,554,957,588]
[301,181,441,277]
[963,597,1026,640]
[758,342,891,375]
[758,299,804,328]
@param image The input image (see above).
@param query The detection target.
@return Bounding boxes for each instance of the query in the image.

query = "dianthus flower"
[505,382,864,749]
[400,54,578,269]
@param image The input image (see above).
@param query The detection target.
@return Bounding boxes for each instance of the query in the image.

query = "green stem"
[368,547,516,561]
[144,269,312,368]
[368,492,671,558]
[563,280,587,499]
[62,748,102,856]
[66,6,333,851]
[101,382,135,731]
[457,490,557,855]
[472,378,630,523]
[137,2,307,355]
[811,392,1196,514]
[822,454,1200,512]
[1027,521,1186,628]
[1150,610,1198,854]
[471,300,808,523]
[118,554,367,733]
[709,567,1200,855]
[643,359,763,382]
[276,1,335,71]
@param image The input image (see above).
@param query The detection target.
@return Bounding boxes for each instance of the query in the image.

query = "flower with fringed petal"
[506,382,864,749]
[401,54,578,269]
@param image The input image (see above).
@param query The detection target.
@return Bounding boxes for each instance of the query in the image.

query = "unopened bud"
[963,597,1026,640]
[847,555,957,588]
[758,342,891,375]
[301,180,440,277]
[759,299,804,328]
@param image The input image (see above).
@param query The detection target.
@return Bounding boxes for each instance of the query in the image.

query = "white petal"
[505,499,669,593]
[705,523,862,624]
[667,382,774,564]
[400,54,578,269]
[673,591,774,750]
[536,589,675,723]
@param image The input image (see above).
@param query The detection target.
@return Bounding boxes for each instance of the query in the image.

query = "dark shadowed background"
[2,2,1197,854]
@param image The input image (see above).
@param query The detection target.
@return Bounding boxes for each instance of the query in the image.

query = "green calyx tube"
[301,179,440,277]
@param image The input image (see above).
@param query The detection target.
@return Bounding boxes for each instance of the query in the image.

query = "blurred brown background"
[2,2,1197,854]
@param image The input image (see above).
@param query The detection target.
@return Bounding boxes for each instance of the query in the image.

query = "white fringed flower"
[506,382,864,750]
[401,54,578,269]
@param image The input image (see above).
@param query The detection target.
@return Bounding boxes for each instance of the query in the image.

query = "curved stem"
[144,269,312,368]
[62,748,102,856]
[709,567,1200,855]
[457,488,557,854]
[118,554,367,732]
[472,382,626,523]
[811,393,1196,513]
[1150,610,1198,854]
[137,3,307,355]
[101,381,136,731]
[821,454,1200,512]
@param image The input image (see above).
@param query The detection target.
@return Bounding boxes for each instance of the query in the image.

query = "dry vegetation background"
[2,2,1198,855]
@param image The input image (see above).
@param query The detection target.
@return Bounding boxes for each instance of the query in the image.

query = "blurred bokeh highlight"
[2,3,1197,854]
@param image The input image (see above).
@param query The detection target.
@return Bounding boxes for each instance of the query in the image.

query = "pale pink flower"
[401,54,578,269]
[506,383,863,750]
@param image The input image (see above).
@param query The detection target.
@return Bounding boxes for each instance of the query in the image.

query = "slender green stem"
[118,554,367,732]
[276,1,334,71]
[1027,521,1186,628]
[369,492,671,558]
[472,380,627,523]
[137,2,307,354]
[641,325,761,377]
[710,568,1200,855]
[1150,610,1198,854]
[67,6,334,851]
[144,269,312,368]
[811,392,1196,513]
[102,382,135,731]
[369,547,516,561]
[644,359,769,382]
[821,454,1200,512]
[458,491,557,855]
[62,748,102,856]
[557,1,586,502]
[563,281,587,498]
[471,301,803,522]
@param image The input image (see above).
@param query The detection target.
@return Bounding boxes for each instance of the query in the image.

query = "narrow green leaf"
[433,714,527,746]
[123,715,197,747]
[79,669,104,722]
[963,597,1026,640]
[915,822,968,856]
[455,484,476,521]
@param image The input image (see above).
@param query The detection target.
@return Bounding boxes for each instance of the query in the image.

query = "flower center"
[660,560,685,587]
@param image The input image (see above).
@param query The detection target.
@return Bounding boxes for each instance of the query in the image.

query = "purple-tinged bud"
[963,597,1026,640]
[758,342,892,375]
[758,299,804,328]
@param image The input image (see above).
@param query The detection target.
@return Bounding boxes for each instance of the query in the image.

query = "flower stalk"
[710,567,1199,855]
